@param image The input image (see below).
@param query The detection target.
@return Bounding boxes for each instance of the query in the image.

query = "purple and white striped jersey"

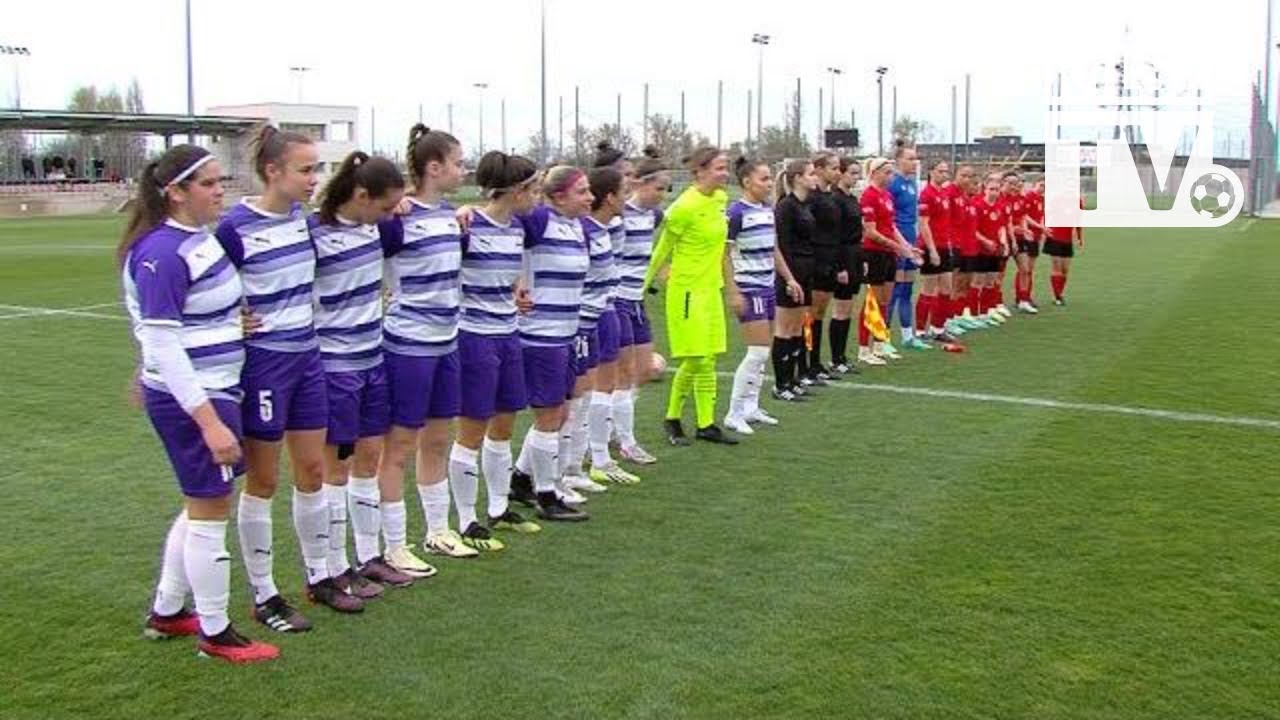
[617,201,664,302]
[578,215,617,330]
[726,199,777,290]
[517,205,588,347]
[124,219,245,401]
[309,214,385,373]
[215,199,317,353]
[380,198,462,357]
[459,209,525,336]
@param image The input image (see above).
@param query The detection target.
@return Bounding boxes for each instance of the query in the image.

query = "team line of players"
[121,125,1082,663]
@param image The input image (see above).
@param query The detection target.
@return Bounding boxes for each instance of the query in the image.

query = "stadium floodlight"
[474,82,489,154]
[875,67,889,155]
[3,44,32,110]
[751,34,771,145]
[826,67,843,122]
[289,66,311,104]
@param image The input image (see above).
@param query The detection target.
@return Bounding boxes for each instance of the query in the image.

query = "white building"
[207,102,358,189]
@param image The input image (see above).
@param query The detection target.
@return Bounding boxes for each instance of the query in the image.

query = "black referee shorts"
[863,250,897,285]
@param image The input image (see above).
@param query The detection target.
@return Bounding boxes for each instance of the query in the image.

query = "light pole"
[752,33,770,144]
[289,66,311,104]
[826,66,842,124]
[1,45,31,110]
[474,82,489,154]
[184,0,193,141]
[875,66,888,156]
[540,0,548,164]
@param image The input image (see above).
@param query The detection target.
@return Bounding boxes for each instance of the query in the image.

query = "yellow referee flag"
[863,292,889,342]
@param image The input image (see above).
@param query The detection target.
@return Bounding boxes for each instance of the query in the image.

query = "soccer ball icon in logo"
[1188,172,1236,219]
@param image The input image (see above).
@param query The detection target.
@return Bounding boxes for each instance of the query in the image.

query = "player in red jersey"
[946,165,988,331]
[972,174,1009,326]
[993,171,1026,319]
[857,157,923,365]
[1018,176,1047,313]
[1043,195,1084,305]
[916,161,960,344]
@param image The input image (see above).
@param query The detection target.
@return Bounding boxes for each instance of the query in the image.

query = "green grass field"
[1,213,1277,720]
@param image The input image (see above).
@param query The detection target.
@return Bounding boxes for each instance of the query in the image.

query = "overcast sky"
[4,0,1277,157]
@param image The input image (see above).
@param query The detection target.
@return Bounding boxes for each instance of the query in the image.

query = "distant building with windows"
[207,103,358,189]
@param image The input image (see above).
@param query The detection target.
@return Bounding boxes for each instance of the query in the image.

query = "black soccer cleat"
[695,424,740,445]
[509,469,537,508]
[664,418,691,446]
[535,491,590,522]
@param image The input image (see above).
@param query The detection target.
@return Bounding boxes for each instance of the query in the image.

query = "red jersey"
[1047,197,1084,242]
[918,182,951,250]
[859,184,897,254]
[1003,191,1027,240]
[973,194,1007,256]
[949,186,979,256]
[1024,190,1045,239]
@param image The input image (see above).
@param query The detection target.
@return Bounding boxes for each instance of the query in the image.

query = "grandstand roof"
[0,109,263,136]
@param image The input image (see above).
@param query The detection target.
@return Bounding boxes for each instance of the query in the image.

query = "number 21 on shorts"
[257,389,274,423]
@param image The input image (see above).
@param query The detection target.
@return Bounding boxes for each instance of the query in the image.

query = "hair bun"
[596,140,613,152]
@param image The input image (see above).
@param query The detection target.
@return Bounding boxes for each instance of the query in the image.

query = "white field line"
[704,370,1280,432]
[0,302,126,321]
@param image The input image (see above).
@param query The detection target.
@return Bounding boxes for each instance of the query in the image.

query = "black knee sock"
[771,336,788,388]
[793,335,809,381]
[829,318,851,364]
[809,321,824,370]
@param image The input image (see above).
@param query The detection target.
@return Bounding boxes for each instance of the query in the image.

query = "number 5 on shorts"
[258,389,274,423]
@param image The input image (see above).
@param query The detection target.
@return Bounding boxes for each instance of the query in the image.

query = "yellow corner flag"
[863,292,888,342]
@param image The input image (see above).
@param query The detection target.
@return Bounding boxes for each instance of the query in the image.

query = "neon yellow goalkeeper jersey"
[644,185,730,291]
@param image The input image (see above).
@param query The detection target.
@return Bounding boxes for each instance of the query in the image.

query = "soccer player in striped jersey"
[568,166,642,490]
[828,157,864,373]
[215,126,325,633]
[509,167,594,521]
[448,150,544,551]
[916,160,960,343]
[612,147,668,464]
[126,145,278,663]
[308,151,413,603]
[377,124,472,564]
[723,156,780,433]
[645,146,738,446]
[858,157,924,366]
[1017,176,1047,313]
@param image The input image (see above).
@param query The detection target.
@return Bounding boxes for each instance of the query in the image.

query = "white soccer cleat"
[555,483,587,505]
[564,474,608,493]
[858,348,888,366]
[995,304,1013,319]
[745,408,779,426]
[619,443,657,465]
[723,414,755,435]
[420,531,478,560]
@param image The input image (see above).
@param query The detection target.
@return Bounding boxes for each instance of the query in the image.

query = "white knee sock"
[612,388,636,448]
[324,483,350,578]
[482,437,513,519]
[514,437,532,475]
[566,396,590,475]
[293,488,330,587]
[448,443,480,531]
[236,493,278,605]
[185,518,231,637]
[346,475,381,564]
[741,345,770,416]
[527,428,560,494]
[416,480,451,537]
[380,500,407,552]
[153,510,189,616]
[588,391,614,468]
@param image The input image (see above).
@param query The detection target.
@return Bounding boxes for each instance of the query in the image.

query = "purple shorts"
[459,331,527,420]
[145,388,244,499]
[241,347,329,442]
[325,364,391,446]
[385,350,462,428]
[737,288,777,323]
[522,344,574,409]
[572,328,600,377]
[615,299,653,347]
[596,309,621,364]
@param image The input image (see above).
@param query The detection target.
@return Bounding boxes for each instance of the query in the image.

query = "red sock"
[970,287,983,314]
[951,296,963,321]
[915,294,932,332]
[1027,271,1035,301]
[1016,271,1028,303]
[1051,273,1065,299]
[857,307,869,346]
[994,285,1005,308]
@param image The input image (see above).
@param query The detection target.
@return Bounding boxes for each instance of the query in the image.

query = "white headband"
[164,154,215,188]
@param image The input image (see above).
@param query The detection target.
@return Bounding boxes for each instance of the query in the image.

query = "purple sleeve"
[726,203,744,241]
[517,207,549,248]
[213,218,246,267]
[130,250,189,324]
[378,218,405,257]
[653,208,665,230]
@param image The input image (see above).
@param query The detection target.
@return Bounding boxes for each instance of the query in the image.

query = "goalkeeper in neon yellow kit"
[643,145,739,446]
